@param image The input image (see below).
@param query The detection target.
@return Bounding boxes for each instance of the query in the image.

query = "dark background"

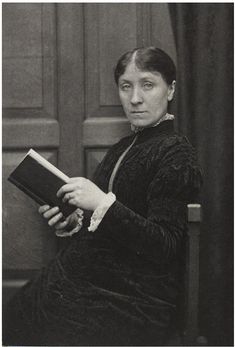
[170,4,234,345]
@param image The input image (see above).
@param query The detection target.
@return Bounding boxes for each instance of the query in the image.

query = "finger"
[62,192,76,203]
[43,206,60,219]
[39,205,50,214]
[69,177,84,183]
[68,198,78,206]
[57,183,79,198]
[48,212,64,226]
[54,220,69,230]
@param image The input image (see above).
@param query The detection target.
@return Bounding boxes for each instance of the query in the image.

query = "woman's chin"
[130,120,149,128]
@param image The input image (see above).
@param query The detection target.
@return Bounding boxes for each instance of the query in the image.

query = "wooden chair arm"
[188,203,202,223]
[182,204,207,345]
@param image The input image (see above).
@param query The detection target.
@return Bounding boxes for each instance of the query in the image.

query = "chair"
[166,204,207,346]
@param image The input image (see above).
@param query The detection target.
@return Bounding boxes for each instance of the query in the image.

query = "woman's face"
[118,61,175,128]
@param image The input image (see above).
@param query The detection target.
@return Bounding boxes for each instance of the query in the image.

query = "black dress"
[3,120,202,346]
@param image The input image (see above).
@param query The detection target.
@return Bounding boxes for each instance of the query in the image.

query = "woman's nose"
[130,87,143,105]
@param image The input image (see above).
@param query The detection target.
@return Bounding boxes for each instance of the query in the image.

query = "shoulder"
[147,133,203,200]
[150,132,199,166]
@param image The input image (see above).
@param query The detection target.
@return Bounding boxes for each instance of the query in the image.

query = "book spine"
[28,149,69,183]
[8,175,47,206]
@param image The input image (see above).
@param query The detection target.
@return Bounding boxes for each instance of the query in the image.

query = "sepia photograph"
[2,2,233,346]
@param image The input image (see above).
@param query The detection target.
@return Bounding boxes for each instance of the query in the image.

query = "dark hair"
[114,47,176,85]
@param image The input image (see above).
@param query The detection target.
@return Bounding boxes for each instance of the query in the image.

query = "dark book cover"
[8,149,77,218]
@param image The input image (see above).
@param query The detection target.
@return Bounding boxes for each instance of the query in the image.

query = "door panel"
[85,3,138,113]
[3,3,56,118]
[3,119,59,148]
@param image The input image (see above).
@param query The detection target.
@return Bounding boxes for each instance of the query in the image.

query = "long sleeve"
[100,139,203,263]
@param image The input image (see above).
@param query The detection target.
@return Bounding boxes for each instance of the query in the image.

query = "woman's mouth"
[131,111,146,115]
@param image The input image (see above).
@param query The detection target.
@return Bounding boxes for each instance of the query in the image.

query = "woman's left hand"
[57,177,107,211]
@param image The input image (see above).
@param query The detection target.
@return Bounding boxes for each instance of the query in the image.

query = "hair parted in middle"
[114,47,176,86]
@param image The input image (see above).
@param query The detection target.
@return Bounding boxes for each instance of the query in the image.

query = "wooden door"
[2,3,59,303]
[2,3,176,304]
[83,3,176,179]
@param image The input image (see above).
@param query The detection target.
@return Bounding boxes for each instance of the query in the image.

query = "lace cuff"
[55,208,84,237]
[88,192,116,232]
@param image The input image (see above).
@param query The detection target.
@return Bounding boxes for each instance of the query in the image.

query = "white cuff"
[55,208,84,237]
[88,192,116,232]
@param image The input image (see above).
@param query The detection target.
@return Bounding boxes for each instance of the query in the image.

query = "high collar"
[135,120,175,144]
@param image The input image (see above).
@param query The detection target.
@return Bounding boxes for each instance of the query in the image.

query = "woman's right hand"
[38,205,84,237]
[38,205,69,230]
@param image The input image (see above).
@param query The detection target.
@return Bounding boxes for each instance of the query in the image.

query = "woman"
[3,47,202,345]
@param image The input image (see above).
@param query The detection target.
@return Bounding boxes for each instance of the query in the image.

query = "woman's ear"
[167,80,176,101]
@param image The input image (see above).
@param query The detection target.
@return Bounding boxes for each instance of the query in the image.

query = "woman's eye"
[143,82,153,90]
[120,84,131,91]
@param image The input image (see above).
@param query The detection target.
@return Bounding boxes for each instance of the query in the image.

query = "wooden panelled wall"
[2,3,176,299]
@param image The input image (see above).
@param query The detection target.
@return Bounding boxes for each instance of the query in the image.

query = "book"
[8,149,77,218]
